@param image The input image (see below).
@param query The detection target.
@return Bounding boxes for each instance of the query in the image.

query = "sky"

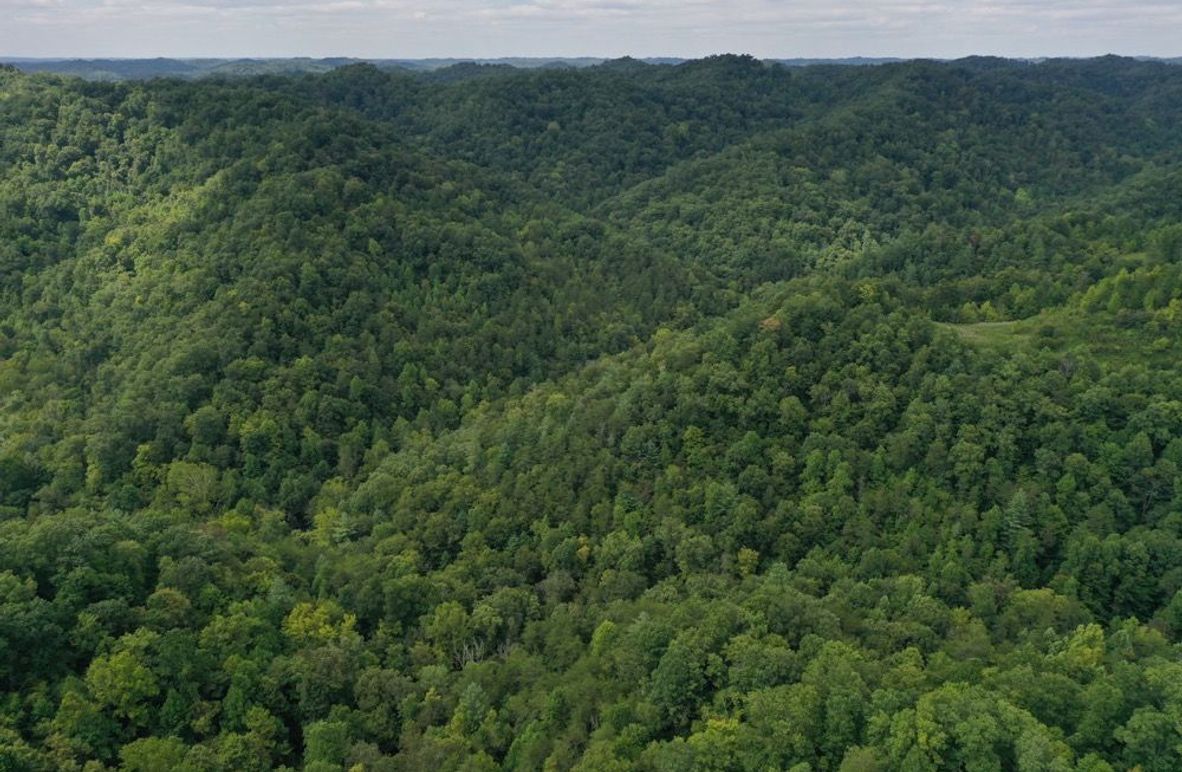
[1,0,1180,60]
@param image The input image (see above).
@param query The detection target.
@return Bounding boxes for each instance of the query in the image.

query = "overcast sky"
[2,0,1179,59]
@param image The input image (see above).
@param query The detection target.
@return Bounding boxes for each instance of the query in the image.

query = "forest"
[1,55,1182,770]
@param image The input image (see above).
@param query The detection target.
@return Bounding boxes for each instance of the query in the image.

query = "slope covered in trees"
[1,56,1181,770]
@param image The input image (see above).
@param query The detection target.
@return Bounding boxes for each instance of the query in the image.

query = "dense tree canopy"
[1,56,1181,770]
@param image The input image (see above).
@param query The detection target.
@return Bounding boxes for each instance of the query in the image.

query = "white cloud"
[0,0,1177,58]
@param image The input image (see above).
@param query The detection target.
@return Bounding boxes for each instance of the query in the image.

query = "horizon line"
[4,53,1179,62]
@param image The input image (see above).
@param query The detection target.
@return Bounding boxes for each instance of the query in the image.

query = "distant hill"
[769,56,903,66]
[8,55,1177,82]
[2,54,941,81]
[2,56,204,80]
[0,56,663,80]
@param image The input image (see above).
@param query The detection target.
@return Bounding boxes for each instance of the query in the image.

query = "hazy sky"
[2,0,1180,59]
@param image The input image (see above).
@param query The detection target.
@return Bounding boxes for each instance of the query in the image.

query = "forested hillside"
[1,56,1182,771]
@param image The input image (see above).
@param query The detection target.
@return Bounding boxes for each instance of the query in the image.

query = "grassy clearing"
[941,310,1179,370]
[939,320,1030,349]
[936,319,1044,357]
